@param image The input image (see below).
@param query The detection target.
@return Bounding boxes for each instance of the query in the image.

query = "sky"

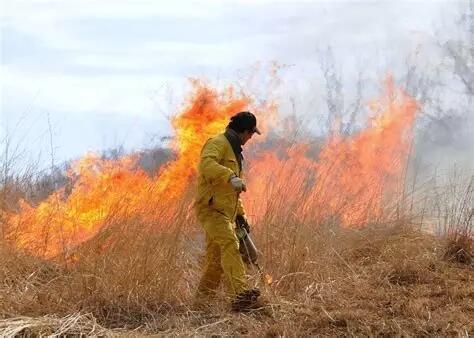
[0,0,463,169]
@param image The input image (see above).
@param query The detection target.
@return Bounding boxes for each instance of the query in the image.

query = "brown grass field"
[1,197,472,336]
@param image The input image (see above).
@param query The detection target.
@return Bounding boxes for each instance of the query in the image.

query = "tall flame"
[244,78,417,226]
[154,80,252,198]
[6,77,417,258]
[7,81,259,258]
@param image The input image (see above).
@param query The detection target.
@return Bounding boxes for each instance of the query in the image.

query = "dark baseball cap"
[231,111,261,135]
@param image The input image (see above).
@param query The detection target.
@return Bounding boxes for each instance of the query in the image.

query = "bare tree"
[443,0,473,97]
[318,46,363,136]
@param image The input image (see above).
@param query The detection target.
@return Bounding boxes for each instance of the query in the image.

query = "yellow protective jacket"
[196,133,245,221]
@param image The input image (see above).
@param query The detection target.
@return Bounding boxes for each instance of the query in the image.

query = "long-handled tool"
[236,216,272,285]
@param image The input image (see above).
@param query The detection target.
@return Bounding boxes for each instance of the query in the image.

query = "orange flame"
[154,80,252,198]
[243,77,417,227]
[7,80,265,258]
[6,77,417,258]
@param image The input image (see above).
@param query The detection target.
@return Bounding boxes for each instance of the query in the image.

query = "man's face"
[240,130,255,145]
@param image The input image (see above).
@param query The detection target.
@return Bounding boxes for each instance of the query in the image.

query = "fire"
[265,273,274,285]
[312,80,417,225]
[7,80,265,258]
[6,77,417,258]
[154,80,252,198]
[244,78,417,227]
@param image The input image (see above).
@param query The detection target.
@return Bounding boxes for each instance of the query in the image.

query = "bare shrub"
[437,176,473,264]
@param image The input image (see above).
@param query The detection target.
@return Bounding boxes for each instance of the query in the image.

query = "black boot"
[231,288,262,312]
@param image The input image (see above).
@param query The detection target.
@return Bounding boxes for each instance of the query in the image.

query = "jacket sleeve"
[236,169,246,216]
[199,138,235,183]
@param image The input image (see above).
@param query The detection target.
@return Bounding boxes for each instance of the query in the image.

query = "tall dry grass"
[0,154,472,336]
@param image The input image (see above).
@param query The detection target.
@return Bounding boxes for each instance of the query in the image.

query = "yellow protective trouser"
[197,208,248,296]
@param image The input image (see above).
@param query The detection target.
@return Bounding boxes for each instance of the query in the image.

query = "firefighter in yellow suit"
[195,111,261,311]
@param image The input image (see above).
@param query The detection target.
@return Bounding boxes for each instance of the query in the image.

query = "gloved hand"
[236,214,250,233]
[229,175,247,193]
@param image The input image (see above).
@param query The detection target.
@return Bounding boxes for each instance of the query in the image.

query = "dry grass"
[0,314,119,337]
[1,220,472,337]
[442,177,474,265]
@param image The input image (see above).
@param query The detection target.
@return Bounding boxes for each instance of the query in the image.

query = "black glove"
[236,215,250,233]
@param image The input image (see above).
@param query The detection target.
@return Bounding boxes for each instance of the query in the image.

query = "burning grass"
[5,78,415,258]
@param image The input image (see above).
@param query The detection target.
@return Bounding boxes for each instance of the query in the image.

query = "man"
[195,111,261,312]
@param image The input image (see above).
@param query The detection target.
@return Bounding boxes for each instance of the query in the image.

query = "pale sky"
[0,0,463,168]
